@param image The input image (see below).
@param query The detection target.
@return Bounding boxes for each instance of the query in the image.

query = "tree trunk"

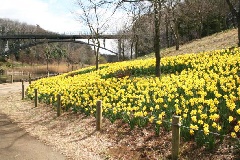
[96,40,100,70]
[154,0,161,77]
[118,39,121,61]
[238,0,240,47]
[122,40,125,60]
[238,21,240,47]
[46,53,49,77]
[170,21,180,51]
[135,35,139,59]
[175,21,180,50]
[165,16,170,48]
[96,51,99,70]
[130,41,134,59]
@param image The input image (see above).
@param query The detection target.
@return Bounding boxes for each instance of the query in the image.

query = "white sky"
[0,0,84,33]
[0,0,134,54]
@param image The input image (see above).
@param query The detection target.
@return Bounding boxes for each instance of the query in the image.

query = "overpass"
[0,33,132,56]
[0,33,129,40]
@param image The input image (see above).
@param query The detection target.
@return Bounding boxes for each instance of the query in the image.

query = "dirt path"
[0,82,66,160]
[0,82,113,160]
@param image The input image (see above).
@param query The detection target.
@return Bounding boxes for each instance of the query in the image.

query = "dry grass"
[14,63,79,75]
[0,63,83,83]
[145,28,238,58]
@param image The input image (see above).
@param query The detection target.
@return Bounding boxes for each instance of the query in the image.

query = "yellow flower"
[212,122,217,128]
[156,120,162,125]
[190,124,199,130]
[203,128,209,135]
[183,114,187,118]
[229,116,234,123]
[200,114,207,119]
[191,116,197,122]
[149,116,155,123]
[209,114,219,121]
[158,112,165,120]
[190,129,194,135]
[231,132,237,138]
[198,120,204,125]
[203,127,209,135]
[190,109,197,116]
[143,111,148,116]
[237,109,240,115]
[234,125,239,132]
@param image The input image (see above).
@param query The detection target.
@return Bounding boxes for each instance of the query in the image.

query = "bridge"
[0,33,132,56]
[0,33,129,40]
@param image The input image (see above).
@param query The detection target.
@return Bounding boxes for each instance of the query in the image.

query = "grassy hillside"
[145,28,238,58]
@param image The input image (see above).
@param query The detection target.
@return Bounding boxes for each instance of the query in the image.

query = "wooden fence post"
[29,73,31,84]
[96,100,102,131]
[172,115,181,160]
[10,75,13,83]
[57,94,61,117]
[34,88,38,107]
[21,80,24,100]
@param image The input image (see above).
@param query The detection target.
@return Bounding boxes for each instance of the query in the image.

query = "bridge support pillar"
[103,39,106,48]
[0,40,6,56]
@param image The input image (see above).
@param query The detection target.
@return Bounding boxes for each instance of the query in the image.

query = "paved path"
[0,82,66,160]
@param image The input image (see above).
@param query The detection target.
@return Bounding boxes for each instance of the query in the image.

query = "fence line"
[6,71,25,76]
[24,86,240,142]
[160,119,240,141]
[24,84,239,159]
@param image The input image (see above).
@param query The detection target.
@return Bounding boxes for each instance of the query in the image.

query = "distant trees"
[44,43,66,75]
[226,0,240,46]
[0,18,102,69]
[178,0,229,41]
[120,0,237,57]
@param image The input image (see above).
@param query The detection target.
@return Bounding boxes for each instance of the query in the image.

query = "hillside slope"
[148,28,238,58]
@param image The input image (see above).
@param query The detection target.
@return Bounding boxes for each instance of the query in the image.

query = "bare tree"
[153,0,162,77]
[164,0,181,50]
[76,0,115,70]
[122,0,163,77]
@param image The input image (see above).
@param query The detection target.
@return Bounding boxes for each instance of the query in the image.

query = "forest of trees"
[119,0,239,58]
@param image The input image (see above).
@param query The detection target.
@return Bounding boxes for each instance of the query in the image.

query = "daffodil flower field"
[27,48,240,149]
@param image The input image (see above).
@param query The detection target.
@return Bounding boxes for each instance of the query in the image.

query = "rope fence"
[22,86,240,159]
[161,119,240,141]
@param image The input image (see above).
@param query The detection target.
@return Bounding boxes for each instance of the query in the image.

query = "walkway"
[0,82,66,160]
